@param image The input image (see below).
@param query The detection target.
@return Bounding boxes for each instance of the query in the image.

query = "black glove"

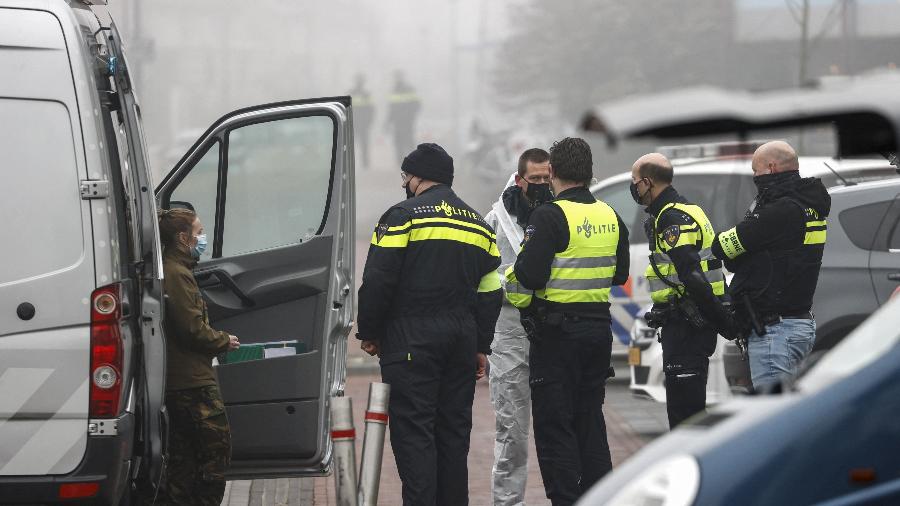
[714,307,739,341]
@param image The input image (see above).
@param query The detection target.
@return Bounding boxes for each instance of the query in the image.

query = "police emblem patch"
[375,223,388,243]
[523,225,536,244]
[662,225,680,247]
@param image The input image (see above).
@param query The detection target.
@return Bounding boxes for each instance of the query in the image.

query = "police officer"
[711,141,830,390]
[357,143,503,505]
[506,137,629,505]
[484,148,552,506]
[630,153,736,428]
[349,74,374,170]
[386,70,421,165]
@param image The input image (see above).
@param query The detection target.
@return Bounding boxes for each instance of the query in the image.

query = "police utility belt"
[521,307,607,341]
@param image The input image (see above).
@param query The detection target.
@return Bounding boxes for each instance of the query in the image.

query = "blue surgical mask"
[192,234,207,258]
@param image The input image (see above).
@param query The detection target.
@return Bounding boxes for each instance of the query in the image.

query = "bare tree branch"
[811,0,845,46]
[786,0,804,24]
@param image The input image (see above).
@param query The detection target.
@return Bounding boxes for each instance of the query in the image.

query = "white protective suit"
[484,174,531,506]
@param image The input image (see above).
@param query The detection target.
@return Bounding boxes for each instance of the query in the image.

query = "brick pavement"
[304,368,652,506]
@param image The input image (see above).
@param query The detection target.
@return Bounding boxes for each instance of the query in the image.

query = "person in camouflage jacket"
[156,208,240,506]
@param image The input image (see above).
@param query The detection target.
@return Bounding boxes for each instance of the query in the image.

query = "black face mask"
[753,172,777,191]
[403,177,416,199]
[630,179,650,205]
[524,182,553,207]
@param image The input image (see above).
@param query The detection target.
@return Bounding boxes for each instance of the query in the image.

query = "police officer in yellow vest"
[506,138,629,505]
[630,153,737,429]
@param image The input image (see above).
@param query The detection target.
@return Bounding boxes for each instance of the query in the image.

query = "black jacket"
[645,186,731,328]
[513,186,630,318]
[711,172,831,315]
[357,185,503,353]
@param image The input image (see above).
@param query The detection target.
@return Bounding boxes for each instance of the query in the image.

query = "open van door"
[155,98,355,477]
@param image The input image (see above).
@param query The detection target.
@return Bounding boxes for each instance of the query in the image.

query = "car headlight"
[606,455,701,506]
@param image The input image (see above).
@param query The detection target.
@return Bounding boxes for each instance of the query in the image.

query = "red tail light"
[59,482,100,499]
[89,284,123,418]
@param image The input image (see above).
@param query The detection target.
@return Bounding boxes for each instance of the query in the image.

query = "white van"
[0,1,355,503]
[590,142,896,403]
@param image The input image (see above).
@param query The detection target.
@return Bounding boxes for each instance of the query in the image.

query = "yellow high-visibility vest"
[645,202,725,304]
[505,199,619,308]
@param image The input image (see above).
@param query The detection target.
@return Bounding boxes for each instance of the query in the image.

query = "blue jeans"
[748,318,816,389]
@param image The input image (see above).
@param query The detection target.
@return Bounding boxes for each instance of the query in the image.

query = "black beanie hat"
[401,143,454,186]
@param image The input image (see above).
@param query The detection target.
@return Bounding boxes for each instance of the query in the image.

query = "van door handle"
[195,268,256,307]
[888,272,900,283]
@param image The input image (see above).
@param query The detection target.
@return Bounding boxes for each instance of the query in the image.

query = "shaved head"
[631,152,673,184]
[752,141,799,176]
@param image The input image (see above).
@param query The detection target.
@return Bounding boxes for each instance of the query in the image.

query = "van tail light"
[89,283,123,418]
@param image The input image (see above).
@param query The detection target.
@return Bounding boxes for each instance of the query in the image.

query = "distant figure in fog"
[386,70,421,165]
[349,74,374,170]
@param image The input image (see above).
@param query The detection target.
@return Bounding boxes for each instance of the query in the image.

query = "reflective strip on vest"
[389,92,420,103]
[504,265,533,308]
[370,216,500,257]
[645,203,725,304]
[534,199,619,304]
[478,270,502,293]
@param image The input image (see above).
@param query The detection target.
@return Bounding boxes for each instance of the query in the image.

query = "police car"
[590,141,897,403]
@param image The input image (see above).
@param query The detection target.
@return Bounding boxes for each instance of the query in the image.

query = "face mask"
[403,175,417,199]
[191,234,207,258]
[630,180,650,205]
[753,172,776,190]
[524,182,552,207]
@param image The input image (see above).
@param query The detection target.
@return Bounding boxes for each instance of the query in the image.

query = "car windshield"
[797,297,900,393]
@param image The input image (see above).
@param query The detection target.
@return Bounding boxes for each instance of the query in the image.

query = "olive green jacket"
[163,248,230,391]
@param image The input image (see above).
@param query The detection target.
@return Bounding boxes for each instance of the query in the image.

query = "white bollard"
[330,396,358,506]
[358,382,391,506]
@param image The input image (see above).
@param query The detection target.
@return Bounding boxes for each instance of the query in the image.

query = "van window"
[169,142,220,261]
[839,201,893,251]
[0,99,83,285]
[222,115,335,257]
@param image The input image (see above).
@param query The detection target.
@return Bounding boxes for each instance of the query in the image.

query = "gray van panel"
[0,6,93,477]
[0,330,90,475]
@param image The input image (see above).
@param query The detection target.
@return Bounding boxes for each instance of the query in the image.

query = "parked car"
[579,295,900,506]
[0,1,354,504]
[590,146,896,402]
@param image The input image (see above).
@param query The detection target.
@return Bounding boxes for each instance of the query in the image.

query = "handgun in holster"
[732,293,766,361]
[644,305,671,329]
[648,253,709,329]
[673,296,709,329]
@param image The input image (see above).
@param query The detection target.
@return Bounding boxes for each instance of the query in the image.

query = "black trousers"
[660,316,717,429]
[529,318,613,506]
[379,311,477,506]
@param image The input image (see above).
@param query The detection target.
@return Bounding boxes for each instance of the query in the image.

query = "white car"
[590,141,897,403]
